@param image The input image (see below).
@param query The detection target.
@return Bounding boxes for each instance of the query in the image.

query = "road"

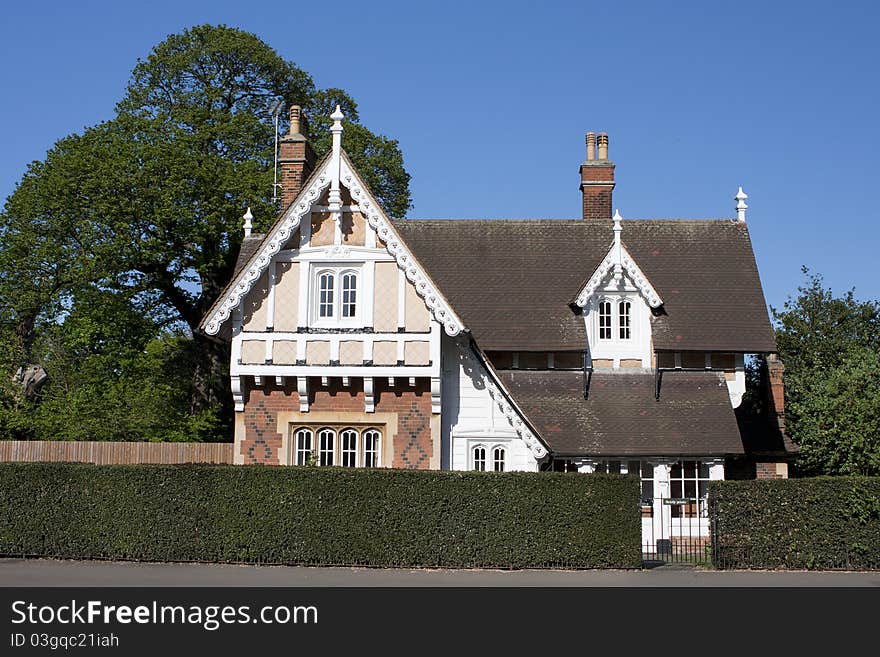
[1,558,878,586]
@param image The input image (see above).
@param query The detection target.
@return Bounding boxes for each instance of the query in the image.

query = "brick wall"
[240,377,434,469]
[755,462,788,479]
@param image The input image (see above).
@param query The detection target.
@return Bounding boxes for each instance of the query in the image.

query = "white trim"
[237,365,436,377]
[203,157,334,335]
[457,338,548,461]
[297,376,309,412]
[364,377,375,413]
[364,261,375,328]
[203,151,467,338]
[266,257,277,331]
[231,376,244,412]
[397,266,406,329]
[574,243,663,308]
[341,156,465,336]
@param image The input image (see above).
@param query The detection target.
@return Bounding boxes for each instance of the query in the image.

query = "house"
[199,105,791,547]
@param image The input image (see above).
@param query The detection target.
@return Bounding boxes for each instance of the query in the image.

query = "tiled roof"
[234,235,264,276]
[393,218,776,353]
[497,370,745,456]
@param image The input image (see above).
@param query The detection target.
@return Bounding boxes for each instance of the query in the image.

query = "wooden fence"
[0,441,234,465]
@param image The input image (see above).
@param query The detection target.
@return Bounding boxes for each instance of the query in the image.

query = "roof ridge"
[393,217,739,223]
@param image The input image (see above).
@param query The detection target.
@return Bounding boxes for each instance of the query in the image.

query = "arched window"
[473,446,487,471]
[318,428,335,466]
[294,428,313,465]
[363,429,381,468]
[340,428,358,467]
[492,447,506,472]
[318,272,335,318]
[598,300,612,340]
[341,272,357,318]
[618,300,631,340]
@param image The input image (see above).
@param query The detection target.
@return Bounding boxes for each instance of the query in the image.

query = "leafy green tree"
[0,24,412,440]
[772,268,880,475]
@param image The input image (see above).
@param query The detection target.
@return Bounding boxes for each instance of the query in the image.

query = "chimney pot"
[288,105,303,136]
[278,104,316,209]
[597,133,609,160]
[586,132,596,161]
[579,131,615,221]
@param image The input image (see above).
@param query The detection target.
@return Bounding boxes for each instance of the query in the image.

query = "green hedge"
[709,477,880,570]
[0,463,641,569]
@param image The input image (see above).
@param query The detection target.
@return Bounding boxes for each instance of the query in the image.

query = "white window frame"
[311,265,362,327]
[292,425,382,468]
[294,428,313,466]
[618,300,631,340]
[598,299,612,341]
[594,295,636,344]
[472,445,487,471]
[492,446,506,472]
[340,428,358,467]
[363,428,381,468]
[318,427,336,466]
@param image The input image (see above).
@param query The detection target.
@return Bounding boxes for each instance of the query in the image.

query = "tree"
[772,268,880,475]
[0,24,412,440]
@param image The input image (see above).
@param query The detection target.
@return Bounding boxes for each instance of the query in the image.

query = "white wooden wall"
[440,335,539,472]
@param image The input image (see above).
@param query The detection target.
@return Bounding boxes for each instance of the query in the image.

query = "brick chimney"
[278,105,316,209]
[766,353,786,433]
[580,131,615,220]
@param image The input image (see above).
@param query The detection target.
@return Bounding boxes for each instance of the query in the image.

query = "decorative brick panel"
[239,378,434,469]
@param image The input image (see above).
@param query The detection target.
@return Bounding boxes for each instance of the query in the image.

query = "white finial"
[328,105,346,233]
[330,104,345,158]
[735,186,748,222]
[612,209,624,280]
[242,207,254,238]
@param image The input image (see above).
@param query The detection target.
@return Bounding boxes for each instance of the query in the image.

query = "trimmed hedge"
[709,477,880,570]
[0,463,641,569]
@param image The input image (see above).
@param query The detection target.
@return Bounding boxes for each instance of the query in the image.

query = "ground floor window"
[669,460,710,518]
[472,444,506,472]
[551,459,578,472]
[492,447,505,472]
[291,425,382,467]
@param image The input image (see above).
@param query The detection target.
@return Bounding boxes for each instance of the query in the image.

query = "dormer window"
[619,301,631,340]
[313,267,360,324]
[599,301,612,340]
[592,296,637,347]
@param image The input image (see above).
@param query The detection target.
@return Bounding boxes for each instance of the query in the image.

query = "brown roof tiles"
[498,370,745,456]
[393,218,776,353]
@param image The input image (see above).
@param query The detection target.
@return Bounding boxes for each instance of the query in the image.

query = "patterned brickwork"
[239,378,434,468]
[394,400,431,469]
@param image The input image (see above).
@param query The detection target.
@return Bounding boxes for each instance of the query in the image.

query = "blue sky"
[1,0,878,311]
